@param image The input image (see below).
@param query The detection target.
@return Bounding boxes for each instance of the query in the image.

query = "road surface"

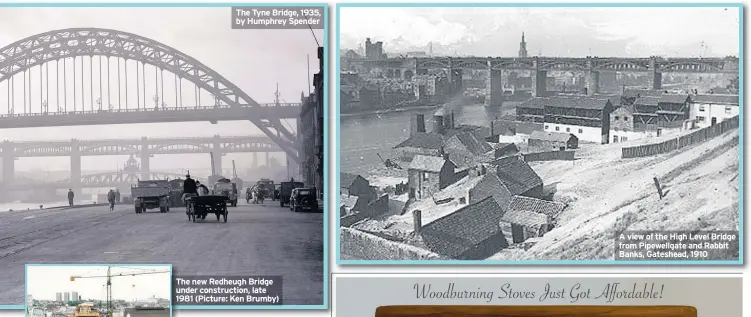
[0,200,324,306]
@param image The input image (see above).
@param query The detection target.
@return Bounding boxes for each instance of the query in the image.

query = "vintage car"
[289,187,318,213]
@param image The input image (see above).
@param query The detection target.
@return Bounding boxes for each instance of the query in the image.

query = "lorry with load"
[256,178,274,200]
[279,180,304,207]
[131,179,171,213]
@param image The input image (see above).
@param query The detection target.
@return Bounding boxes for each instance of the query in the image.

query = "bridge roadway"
[356,56,740,73]
[0,200,324,306]
[0,104,301,129]
[2,135,283,157]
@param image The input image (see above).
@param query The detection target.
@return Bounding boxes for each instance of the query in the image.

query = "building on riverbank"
[298,46,324,195]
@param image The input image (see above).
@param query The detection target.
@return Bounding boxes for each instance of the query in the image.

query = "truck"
[256,178,274,199]
[131,180,171,213]
[279,180,304,207]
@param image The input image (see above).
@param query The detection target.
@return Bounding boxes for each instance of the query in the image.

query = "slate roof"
[500,208,549,227]
[506,195,567,219]
[529,131,575,143]
[490,156,544,195]
[659,94,690,104]
[340,172,361,188]
[419,196,506,258]
[634,96,660,106]
[518,98,546,109]
[541,96,612,110]
[453,132,493,155]
[408,155,450,173]
[393,132,444,150]
[623,89,665,98]
[692,94,739,105]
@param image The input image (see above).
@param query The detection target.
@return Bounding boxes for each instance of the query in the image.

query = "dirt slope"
[491,129,740,260]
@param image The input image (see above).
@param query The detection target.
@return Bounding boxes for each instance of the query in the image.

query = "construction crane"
[70,267,170,317]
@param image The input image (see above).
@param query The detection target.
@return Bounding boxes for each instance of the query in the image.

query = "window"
[566,127,570,132]
[613,135,618,143]
[544,125,549,130]
[422,172,429,181]
[725,106,732,114]
[555,126,560,131]
[621,136,628,142]
[614,116,620,120]
[624,117,629,121]
[578,128,583,133]
[697,116,706,122]
[699,105,705,111]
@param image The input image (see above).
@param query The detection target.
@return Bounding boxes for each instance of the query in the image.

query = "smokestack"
[412,209,422,233]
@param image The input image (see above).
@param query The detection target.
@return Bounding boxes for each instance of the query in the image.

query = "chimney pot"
[412,209,422,233]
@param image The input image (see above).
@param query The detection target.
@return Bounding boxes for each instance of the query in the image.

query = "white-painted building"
[689,94,739,128]
[540,96,614,143]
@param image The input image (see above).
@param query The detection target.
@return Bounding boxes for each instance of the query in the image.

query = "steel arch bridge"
[11,172,207,190]
[0,27,301,162]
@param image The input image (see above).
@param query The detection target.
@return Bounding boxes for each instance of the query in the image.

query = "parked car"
[289,187,317,212]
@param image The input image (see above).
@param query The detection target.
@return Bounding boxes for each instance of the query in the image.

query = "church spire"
[518,32,528,58]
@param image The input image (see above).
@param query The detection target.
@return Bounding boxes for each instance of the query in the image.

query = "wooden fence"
[523,150,576,162]
[621,116,739,159]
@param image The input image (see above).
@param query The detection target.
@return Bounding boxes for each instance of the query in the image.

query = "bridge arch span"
[657,61,725,73]
[0,28,298,162]
[80,144,140,155]
[150,142,211,153]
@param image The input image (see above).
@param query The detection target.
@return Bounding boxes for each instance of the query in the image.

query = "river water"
[340,103,517,175]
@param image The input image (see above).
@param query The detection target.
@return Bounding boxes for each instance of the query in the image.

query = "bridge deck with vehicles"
[0,201,323,306]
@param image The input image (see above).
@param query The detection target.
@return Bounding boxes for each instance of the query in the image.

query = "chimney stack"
[414,114,427,133]
[412,209,422,233]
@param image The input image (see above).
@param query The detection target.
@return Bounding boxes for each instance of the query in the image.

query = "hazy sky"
[340,7,739,57]
[27,265,171,301]
[0,7,323,172]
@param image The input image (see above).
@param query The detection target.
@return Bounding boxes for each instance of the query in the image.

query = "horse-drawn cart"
[186,195,229,223]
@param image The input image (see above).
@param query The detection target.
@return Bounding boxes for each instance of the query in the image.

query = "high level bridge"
[1,135,280,189]
[0,28,302,162]
[347,56,740,106]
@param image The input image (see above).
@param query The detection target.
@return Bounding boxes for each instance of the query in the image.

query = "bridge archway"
[0,28,299,162]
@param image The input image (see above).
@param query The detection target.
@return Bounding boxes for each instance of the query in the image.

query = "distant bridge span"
[2,135,282,157]
[8,171,208,190]
[0,27,302,162]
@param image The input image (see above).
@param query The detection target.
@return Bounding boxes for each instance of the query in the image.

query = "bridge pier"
[2,141,15,186]
[586,71,599,96]
[70,139,82,192]
[211,135,223,176]
[140,137,151,180]
[652,71,662,90]
[265,152,270,167]
[485,61,503,107]
[533,70,547,97]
